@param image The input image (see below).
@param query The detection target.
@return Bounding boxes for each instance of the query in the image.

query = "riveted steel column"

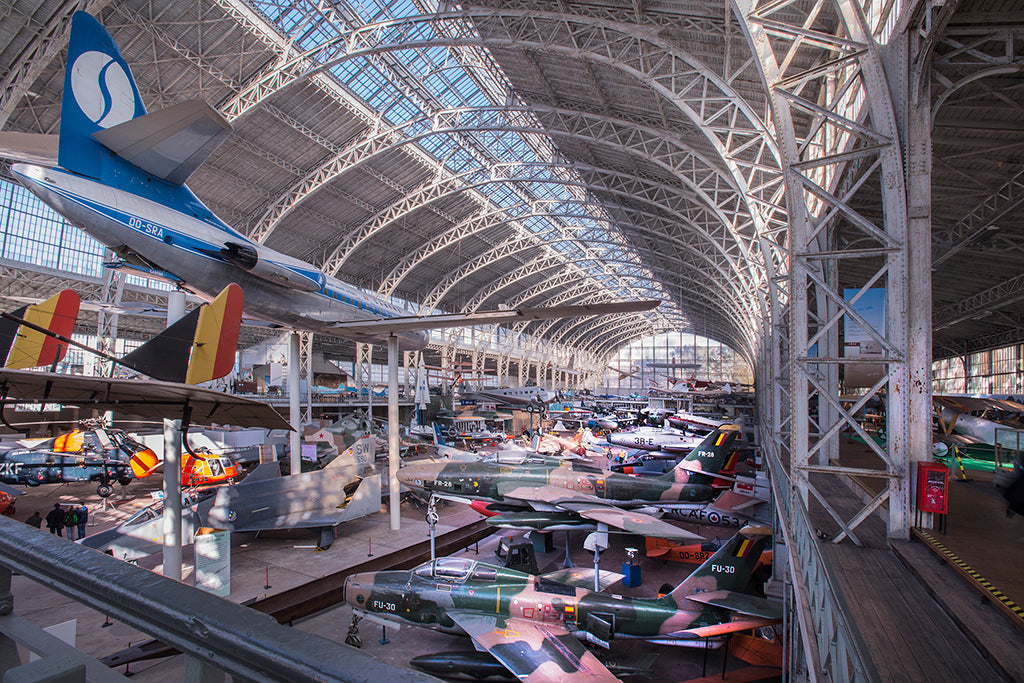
[388,334,401,531]
[288,332,301,477]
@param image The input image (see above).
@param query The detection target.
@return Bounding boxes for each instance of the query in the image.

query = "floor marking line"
[914,528,1024,628]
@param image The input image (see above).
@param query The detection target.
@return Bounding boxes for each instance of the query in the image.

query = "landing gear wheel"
[96,483,113,498]
[345,613,363,648]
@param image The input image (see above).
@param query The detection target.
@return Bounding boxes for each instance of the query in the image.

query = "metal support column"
[162,418,182,582]
[288,332,301,476]
[387,335,401,531]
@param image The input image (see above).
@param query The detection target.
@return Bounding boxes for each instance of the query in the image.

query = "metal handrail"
[766,448,879,683]
[0,517,437,682]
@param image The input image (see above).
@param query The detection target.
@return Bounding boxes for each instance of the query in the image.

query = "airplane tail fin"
[663,424,739,485]
[57,12,231,186]
[658,524,772,608]
[0,290,81,369]
[58,12,147,180]
[120,284,243,384]
[433,423,447,446]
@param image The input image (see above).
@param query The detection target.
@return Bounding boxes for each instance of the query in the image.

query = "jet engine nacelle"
[220,242,325,293]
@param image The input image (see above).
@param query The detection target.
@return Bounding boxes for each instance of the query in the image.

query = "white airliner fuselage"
[12,163,428,349]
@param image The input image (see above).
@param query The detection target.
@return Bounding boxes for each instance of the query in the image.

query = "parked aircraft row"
[344,523,780,682]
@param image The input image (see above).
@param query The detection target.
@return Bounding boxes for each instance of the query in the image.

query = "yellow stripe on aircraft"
[186,284,243,385]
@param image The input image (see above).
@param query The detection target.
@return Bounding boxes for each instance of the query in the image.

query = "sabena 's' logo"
[70,51,136,128]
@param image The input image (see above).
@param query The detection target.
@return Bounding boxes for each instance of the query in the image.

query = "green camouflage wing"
[446,610,622,683]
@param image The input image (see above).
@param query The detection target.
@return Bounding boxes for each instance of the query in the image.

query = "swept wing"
[446,611,620,683]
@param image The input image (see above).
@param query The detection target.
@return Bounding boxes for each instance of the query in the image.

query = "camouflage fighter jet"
[344,524,779,683]
[397,425,741,541]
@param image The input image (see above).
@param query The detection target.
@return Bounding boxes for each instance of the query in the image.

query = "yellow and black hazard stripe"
[914,528,1024,625]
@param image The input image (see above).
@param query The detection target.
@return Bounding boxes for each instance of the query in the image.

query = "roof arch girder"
[552,300,752,361]
[390,207,751,321]
[214,8,785,265]
[320,163,663,310]
[250,104,752,252]
[589,321,665,359]
[324,159,747,287]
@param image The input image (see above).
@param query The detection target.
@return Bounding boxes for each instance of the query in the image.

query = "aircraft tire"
[96,483,114,498]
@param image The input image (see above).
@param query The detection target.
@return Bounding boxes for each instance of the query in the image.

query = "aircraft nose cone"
[344,574,371,607]
[396,461,445,490]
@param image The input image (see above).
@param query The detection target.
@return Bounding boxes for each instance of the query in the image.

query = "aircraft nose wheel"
[96,483,113,498]
[345,613,362,648]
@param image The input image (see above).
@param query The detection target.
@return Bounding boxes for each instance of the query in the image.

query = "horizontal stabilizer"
[538,567,623,591]
[0,289,81,369]
[576,507,703,542]
[670,616,780,640]
[684,589,782,620]
[0,132,58,165]
[329,299,660,336]
[710,489,765,514]
[92,99,232,185]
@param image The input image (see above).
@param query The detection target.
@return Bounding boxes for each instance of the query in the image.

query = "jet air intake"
[220,242,324,293]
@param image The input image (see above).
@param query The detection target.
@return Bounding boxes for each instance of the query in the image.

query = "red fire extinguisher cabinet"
[917,461,949,514]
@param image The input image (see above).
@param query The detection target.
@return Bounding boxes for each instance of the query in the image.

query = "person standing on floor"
[45,503,64,536]
[76,505,88,539]
[25,511,42,528]
[64,506,78,540]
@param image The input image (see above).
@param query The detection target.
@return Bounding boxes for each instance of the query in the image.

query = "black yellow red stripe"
[186,283,243,385]
[4,289,80,369]
[914,528,1024,624]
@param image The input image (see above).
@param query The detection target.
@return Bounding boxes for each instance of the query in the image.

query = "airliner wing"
[328,300,660,336]
[448,612,621,683]
[0,368,289,429]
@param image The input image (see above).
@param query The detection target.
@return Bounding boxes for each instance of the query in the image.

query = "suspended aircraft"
[459,385,559,407]
[0,283,245,495]
[343,524,780,682]
[0,12,658,354]
[398,425,740,541]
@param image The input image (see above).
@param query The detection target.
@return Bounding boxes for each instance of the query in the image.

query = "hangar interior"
[2,0,1024,681]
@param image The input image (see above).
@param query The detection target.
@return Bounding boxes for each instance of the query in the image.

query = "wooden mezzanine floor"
[805,437,1024,681]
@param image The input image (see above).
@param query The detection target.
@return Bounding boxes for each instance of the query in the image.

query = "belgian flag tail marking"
[186,283,243,385]
[0,290,81,369]
[120,284,243,384]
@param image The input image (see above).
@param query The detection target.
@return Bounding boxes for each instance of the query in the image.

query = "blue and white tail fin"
[433,423,447,447]
[59,12,147,181]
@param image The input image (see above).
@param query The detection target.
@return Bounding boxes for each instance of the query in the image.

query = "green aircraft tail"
[657,523,772,608]
[662,424,740,485]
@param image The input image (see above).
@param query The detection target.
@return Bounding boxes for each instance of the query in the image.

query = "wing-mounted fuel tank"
[220,242,325,293]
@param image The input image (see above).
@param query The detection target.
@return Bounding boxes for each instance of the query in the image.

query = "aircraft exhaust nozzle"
[220,242,324,293]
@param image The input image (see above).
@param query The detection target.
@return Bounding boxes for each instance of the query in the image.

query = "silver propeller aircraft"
[0,12,658,350]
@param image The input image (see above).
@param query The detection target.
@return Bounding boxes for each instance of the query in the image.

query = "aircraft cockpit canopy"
[414,557,474,581]
[413,557,502,583]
